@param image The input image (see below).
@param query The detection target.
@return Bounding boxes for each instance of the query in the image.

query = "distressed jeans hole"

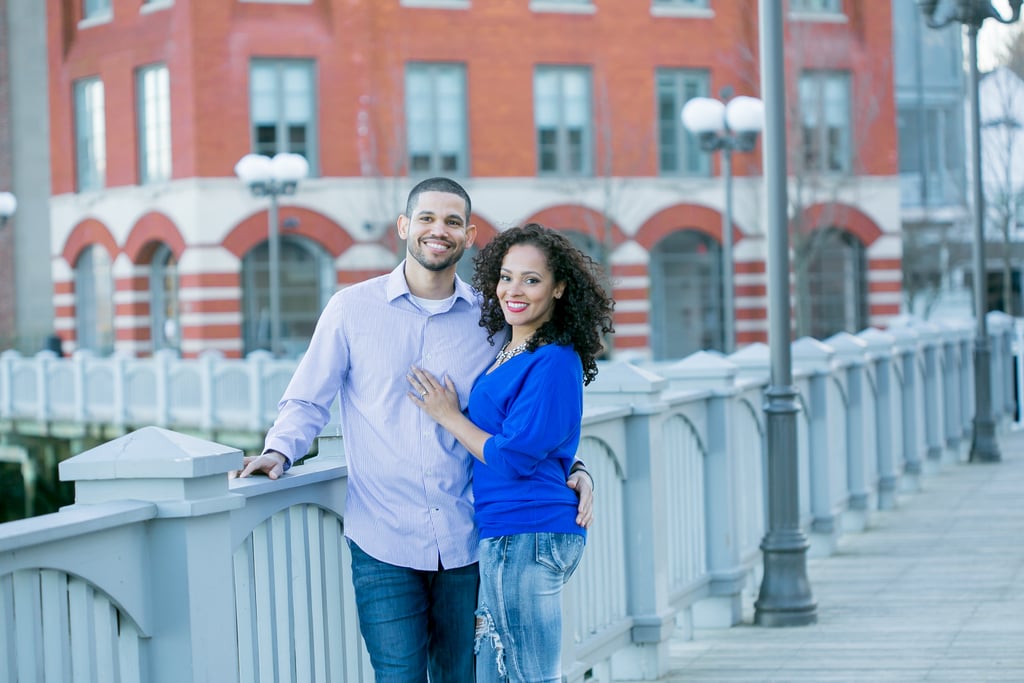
[474,608,507,678]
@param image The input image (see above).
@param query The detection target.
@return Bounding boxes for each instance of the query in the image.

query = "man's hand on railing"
[232,450,287,480]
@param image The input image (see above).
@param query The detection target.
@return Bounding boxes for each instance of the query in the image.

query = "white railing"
[0,317,1019,683]
[0,349,299,440]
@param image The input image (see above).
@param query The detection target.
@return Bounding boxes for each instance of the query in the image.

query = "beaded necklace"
[494,339,530,366]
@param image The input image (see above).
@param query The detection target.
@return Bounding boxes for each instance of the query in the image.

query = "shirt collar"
[386,260,477,308]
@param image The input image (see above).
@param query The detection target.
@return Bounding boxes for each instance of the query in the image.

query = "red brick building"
[45,0,901,359]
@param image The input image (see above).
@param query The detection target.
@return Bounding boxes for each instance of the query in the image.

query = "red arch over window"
[124,212,187,264]
[794,203,883,246]
[62,218,119,266]
[520,205,626,247]
[223,207,354,258]
[635,204,742,251]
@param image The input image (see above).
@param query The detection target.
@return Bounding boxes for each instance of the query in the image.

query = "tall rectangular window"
[250,60,317,171]
[405,63,468,176]
[74,77,106,192]
[137,64,172,184]
[656,69,711,176]
[899,103,963,205]
[83,0,112,20]
[534,66,592,176]
[799,70,851,174]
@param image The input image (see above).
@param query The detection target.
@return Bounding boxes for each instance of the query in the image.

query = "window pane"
[534,67,592,175]
[404,63,467,175]
[799,71,850,173]
[137,64,172,183]
[84,0,111,19]
[249,60,316,170]
[283,66,312,122]
[251,66,278,122]
[74,78,106,191]
[656,68,709,176]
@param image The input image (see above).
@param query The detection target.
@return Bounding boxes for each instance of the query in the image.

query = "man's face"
[398,191,476,273]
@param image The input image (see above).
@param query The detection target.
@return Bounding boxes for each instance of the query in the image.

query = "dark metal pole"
[753,0,817,627]
[268,189,282,358]
[722,146,735,354]
[965,24,1000,461]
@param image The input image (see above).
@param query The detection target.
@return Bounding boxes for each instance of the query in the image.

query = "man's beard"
[409,239,465,272]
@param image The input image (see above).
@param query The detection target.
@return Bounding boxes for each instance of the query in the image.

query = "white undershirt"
[410,292,457,315]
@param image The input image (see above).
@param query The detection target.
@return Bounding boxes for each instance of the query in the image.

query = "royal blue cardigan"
[469,343,587,540]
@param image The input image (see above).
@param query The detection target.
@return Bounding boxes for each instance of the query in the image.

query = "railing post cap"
[823,331,868,363]
[887,323,920,351]
[791,336,835,371]
[987,310,1013,329]
[60,426,242,482]
[588,360,667,394]
[858,326,896,352]
[727,341,771,376]
[660,350,738,389]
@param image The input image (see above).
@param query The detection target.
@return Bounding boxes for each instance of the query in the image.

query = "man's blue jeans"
[474,533,585,683]
[348,540,478,683]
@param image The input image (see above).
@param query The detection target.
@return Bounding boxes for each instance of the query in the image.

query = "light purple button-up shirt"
[264,262,500,571]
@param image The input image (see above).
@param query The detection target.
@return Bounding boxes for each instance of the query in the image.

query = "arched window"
[242,235,333,357]
[149,244,180,353]
[650,230,723,359]
[807,228,868,339]
[561,229,609,269]
[74,245,114,355]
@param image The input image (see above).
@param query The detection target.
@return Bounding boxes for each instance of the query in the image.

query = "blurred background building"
[10,1,908,359]
[0,0,54,354]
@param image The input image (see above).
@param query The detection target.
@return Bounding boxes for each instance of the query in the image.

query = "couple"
[239,177,615,682]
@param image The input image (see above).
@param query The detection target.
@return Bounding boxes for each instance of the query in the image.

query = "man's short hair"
[405,177,471,221]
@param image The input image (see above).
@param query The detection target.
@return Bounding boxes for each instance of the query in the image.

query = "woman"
[407,223,614,682]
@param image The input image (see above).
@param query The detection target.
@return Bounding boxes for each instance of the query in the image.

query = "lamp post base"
[754,529,818,627]
[970,342,1001,463]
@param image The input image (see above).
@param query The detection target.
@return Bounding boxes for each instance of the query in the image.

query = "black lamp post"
[917,0,1023,462]
[753,0,817,627]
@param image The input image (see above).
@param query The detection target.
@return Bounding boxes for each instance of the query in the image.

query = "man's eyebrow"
[415,210,464,223]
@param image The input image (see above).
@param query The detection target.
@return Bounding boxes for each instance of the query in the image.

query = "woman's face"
[496,243,566,336]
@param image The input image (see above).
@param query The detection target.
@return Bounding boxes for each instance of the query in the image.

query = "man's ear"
[397,214,409,240]
[465,222,478,249]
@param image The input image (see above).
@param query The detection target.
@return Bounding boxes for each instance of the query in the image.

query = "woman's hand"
[407,366,463,427]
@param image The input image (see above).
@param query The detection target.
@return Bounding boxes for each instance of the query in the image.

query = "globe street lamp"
[234,152,309,357]
[917,0,1023,462]
[682,89,764,353]
[0,191,16,228]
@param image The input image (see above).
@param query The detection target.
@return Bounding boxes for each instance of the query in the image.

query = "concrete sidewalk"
[634,428,1024,682]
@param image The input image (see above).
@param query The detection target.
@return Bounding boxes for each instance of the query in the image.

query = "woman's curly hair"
[473,223,615,385]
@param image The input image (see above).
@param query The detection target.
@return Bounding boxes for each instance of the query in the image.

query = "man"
[239,177,594,682]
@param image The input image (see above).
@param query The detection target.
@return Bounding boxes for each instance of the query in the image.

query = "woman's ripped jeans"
[474,532,585,683]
